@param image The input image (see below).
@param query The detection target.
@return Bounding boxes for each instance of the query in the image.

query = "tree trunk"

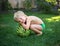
[57,0,60,8]
[31,0,35,8]
[1,0,8,11]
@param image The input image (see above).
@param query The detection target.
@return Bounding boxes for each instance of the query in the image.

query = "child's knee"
[30,25,35,29]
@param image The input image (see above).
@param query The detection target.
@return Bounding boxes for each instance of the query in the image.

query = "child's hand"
[19,20,26,24]
[19,20,22,23]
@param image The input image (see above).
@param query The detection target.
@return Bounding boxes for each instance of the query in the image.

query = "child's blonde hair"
[14,11,26,20]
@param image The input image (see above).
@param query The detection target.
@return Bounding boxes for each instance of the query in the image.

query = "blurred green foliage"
[36,0,58,14]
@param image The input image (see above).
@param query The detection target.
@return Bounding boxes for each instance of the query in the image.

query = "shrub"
[36,0,58,14]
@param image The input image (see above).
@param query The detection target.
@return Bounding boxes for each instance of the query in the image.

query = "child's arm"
[20,17,31,30]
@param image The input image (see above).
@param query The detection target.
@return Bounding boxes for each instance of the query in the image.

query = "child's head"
[14,11,27,23]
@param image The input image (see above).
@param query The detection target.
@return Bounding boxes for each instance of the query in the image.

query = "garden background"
[0,0,60,46]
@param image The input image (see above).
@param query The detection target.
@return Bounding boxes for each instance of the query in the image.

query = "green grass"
[0,12,60,46]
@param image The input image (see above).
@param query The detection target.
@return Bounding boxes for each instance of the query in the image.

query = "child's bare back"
[28,16,43,24]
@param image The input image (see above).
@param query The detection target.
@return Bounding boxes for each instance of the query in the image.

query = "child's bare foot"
[36,32,42,36]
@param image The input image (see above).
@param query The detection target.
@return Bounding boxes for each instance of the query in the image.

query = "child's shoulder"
[28,16,37,18]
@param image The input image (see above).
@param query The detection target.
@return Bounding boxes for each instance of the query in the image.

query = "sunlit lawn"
[0,12,60,46]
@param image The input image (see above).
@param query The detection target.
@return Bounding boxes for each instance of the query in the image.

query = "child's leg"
[30,24,43,35]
